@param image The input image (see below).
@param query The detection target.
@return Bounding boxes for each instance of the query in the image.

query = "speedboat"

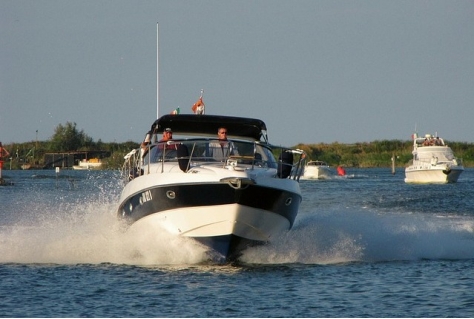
[301,160,332,179]
[405,133,464,184]
[117,114,306,261]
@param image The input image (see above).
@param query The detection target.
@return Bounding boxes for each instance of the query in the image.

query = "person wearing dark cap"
[159,128,177,150]
[160,128,173,142]
[141,127,174,159]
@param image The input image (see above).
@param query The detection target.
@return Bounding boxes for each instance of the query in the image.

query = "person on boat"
[206,127,239,161]
[140,126,154,158]
[142,128,178,163]
[158,128,177,150]
[141,127,175,161]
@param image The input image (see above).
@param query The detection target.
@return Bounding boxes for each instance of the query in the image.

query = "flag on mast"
[170,107,180,115]
[192,89,205,115]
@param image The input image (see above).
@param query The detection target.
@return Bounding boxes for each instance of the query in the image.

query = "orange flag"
[192,90,205,114]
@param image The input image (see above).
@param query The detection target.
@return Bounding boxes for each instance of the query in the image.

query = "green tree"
[49,122,92,151]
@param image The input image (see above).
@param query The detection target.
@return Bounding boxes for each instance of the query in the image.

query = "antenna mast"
[156,23,159,119]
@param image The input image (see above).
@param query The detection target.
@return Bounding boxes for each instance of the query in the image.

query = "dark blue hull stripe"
[118,183,300,227]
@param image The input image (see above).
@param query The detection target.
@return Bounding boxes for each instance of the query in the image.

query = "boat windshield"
[143,139,277,168]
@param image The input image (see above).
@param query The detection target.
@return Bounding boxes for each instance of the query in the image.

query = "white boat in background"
[301,160,332,179]
[73,158,102,170]
[118,114,306,261]
[405,133,464,184]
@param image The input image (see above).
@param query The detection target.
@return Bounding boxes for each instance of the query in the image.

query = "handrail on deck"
[122,139,306,182]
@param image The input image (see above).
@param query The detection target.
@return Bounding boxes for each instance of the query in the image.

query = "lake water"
[1,168,473,317]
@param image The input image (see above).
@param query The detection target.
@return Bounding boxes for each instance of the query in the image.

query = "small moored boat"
[405,133,464,184]
[72,158,102,170]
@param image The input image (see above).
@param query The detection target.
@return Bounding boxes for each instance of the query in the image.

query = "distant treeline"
[2,122,473,169]
[2,122,139,170]
[4,139,473,170]
[2,139,139,170]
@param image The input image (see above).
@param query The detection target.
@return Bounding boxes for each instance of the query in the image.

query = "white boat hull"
[131,203,290,241]
[72,164,102,170]
[301,166,332,179]
[301,161,332,180]
[73,160,102,170]
[405,165,463,184]
[118,160,302,260]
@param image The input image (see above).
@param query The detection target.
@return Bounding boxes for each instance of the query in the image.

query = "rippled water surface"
[1,168,473,317]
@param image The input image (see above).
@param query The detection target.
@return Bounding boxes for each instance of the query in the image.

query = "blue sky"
[1,0,473,146]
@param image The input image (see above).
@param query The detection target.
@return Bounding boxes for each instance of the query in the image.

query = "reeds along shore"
[3,139,474,170]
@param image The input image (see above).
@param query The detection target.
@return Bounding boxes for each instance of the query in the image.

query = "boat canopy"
[151,114,268,142]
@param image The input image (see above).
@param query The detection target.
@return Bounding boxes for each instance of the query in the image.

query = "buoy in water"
[337,166,346,176]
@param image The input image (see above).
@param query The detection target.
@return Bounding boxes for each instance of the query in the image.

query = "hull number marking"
[139,190,153,205]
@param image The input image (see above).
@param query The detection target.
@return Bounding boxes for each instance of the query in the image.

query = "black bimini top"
[151,114,268,142]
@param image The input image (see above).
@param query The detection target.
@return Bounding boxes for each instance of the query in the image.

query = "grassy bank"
[2,139,473,170]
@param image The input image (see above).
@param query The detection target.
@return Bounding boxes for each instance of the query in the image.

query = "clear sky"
[1,0,473,147]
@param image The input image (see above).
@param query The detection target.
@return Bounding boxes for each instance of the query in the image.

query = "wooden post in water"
[56,167,60,188]
[391,153,396,175]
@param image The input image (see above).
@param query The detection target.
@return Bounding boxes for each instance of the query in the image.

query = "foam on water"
[0,197,207,265]
[1,197,473,265]
[241,209,474,264]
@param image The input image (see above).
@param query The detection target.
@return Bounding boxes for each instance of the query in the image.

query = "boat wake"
[1,200,473,266]
[0,199,208,265]
[241,209,474,264]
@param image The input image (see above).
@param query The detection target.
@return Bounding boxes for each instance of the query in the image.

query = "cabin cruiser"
[301,160,332,179]
[405,133,463,184]
[118,114,306,261]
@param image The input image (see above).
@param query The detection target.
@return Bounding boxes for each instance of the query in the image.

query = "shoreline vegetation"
[3,139,473,171]
[2,122,473,170]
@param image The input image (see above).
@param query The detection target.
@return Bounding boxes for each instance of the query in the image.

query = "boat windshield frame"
[142,138,277,168]
[122,137,306,182]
